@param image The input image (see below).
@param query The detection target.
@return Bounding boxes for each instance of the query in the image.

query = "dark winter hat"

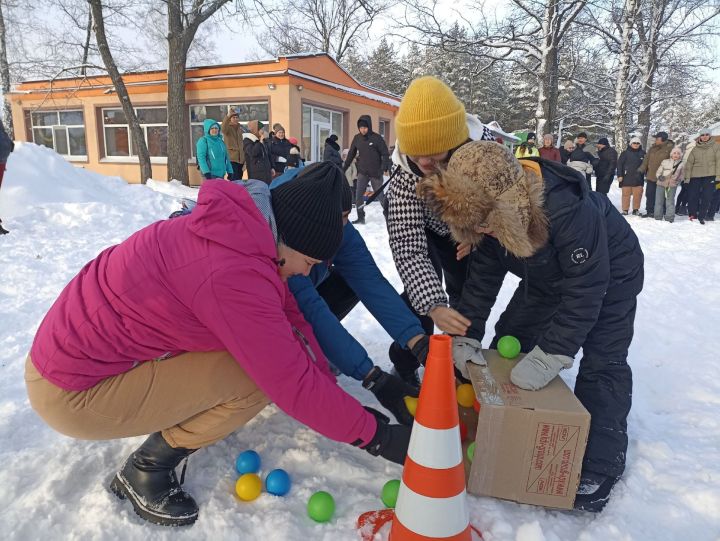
[329,134,339,142]
[577,132,588,139]
[271,162,344,261]
[357,118,370,129]
[526,132,537,142]
[273,123,285,133]
[597,137,610,146]
[341,182,352,212]
[652,131,669,141]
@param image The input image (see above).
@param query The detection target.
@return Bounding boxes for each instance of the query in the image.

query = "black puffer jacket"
[323,138,343,168]
[243,133,273,184]
[0,120,14,164]
[616,146,646,187]
[457,159,644,357]
[595,146,618,183]
[270,137,293,173]
[343,115,390,178]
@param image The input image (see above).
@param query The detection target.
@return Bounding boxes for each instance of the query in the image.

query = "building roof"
[10,53,399,110]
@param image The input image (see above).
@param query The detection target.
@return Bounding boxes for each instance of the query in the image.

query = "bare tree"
[88,0,152,183]
[163,0,238,185]
[0,0,13,136]
[612,0,641,149]
[401,0,587,134]
[256,0,388,62]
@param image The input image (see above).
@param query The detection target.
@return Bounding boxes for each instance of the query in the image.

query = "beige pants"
[25,351,269,449]
[621,186,644,211]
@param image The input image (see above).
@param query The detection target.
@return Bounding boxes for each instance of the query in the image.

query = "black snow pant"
[389,229,469,374]
[688,176,716,220]
[490,290,638,479]
[710,186,720,216]
[645,181,657,215]
[230,162,244,181]
[676,182,690,208]
[595,175,612,195]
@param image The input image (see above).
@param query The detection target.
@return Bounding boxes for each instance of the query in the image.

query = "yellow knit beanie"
[396,76,469,156]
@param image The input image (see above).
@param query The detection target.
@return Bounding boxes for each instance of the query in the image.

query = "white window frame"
[188,102,269,160]
[30,110,87,161]
[301,104,344,162]
[100,106,169,164]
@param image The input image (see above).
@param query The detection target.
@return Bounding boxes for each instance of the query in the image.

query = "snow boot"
[676,204,688,216]
[621,210,628,216]
[0,219,8,235]
[632,210,640,216]
[573,470,619,513]
[110,432,199,526]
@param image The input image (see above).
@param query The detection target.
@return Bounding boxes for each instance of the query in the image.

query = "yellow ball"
[235,473,262,501]
[456,384,475,408]
[404,396,418,417]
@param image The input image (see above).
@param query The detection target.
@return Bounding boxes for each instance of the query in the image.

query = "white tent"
[483,120,522,143]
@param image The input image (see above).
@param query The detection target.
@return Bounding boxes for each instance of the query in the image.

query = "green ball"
[497,335,521,359]
[307,491,335,523]
[467,442,476,462]
[381,479,401,508]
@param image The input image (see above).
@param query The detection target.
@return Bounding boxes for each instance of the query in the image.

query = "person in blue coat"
[196,119,233,180]
[270,164,430,426]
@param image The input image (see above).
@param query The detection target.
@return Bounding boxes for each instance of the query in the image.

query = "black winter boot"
[0,219,8,235]
[573,470,619,513]
[110,432,199,526]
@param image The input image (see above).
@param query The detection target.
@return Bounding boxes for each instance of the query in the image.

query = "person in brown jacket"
[538,134,561,162]
[221,109,245,180]
[639,131,674,217]
[685,129,720,224]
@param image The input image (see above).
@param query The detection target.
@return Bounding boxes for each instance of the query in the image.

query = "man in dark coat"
[323,134,343,168]
[343,115,390,224]
[594,137,618,195]
[0,119,13,235]
[418,141,644,513]
[243,120,274,184]
[571,132,596,189]
[617,138,646,215]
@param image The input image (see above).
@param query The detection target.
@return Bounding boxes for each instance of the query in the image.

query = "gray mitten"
[452,337,486,379]
[510,346,574,391]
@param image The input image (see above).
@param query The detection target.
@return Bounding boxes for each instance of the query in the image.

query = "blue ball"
[265,469,291,496]
[235,450,261,475]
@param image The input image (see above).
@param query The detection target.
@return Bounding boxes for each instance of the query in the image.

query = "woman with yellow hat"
[384,76,496,384]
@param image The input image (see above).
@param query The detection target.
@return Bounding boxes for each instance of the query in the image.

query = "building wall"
[11,75,396,185]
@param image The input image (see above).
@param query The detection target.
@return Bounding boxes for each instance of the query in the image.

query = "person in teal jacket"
[196,119,233,180]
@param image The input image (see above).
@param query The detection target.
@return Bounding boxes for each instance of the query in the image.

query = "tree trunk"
[637,0,666,146]
[0,0,14,137]
[613,0,640,150]
[81,8,92,76]
[88,0,152,183]
[637,64,655,146]
[535,1,559,135]
[167,0,190,185]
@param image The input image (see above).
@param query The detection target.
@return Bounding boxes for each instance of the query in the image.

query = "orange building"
[8,53,400,185]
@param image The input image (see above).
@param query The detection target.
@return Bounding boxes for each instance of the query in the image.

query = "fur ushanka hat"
[417,141,549,258]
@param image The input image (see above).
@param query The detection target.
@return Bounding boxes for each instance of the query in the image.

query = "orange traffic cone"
[389,335,472,541]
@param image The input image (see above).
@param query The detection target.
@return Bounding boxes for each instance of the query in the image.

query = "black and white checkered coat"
[386,118,496,315]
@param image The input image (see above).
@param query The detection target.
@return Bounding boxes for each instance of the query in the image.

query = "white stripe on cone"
[407,422,463,470]
[394,481,470,538]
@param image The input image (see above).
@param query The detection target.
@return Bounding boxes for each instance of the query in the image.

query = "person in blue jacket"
[196,119,233,180]
[270,164,430,426]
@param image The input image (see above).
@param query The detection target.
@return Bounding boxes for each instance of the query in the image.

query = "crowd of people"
[514,128,720,223]
[17,74,719,531]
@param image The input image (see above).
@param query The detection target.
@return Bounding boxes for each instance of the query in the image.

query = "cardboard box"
[463,349,590,509]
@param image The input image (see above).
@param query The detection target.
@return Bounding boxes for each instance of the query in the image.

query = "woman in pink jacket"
[25,163,409,526]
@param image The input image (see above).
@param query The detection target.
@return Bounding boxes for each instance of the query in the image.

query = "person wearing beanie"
[384,76,496,383]
[617,137,646,215]
[342,115,390,224]
[515,131,540,158]
[243,119,274,184]
[269,124,292,174]
[639,131,675,217]
[538,134,561,162]
[417,140,644,513]
[570,132,597,189]
[26,169,412,528]
[270,165,431,422]
[594,137,618,195]
[221,109,246,180]
[684,129,720,224]
[323,133,343,168]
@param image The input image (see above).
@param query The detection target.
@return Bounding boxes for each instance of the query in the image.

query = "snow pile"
[1,144,719,540]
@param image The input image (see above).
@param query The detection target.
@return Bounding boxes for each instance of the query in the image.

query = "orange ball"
[456,384,475,408]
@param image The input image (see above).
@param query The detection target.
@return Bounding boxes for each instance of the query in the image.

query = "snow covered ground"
[1,143,719,541]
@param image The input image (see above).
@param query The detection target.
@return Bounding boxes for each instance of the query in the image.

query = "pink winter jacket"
[30,180,376,446]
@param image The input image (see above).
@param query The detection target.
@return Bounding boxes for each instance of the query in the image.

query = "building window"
[31,110,87,158]
[301,104,343,162]
[189,102,269,157]
[102,107,168,157]
[379,119,390,142]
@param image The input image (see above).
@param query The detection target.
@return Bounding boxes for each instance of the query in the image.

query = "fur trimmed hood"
[417,141,549,258]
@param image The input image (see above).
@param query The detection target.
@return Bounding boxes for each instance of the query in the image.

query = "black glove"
[410,335,430,366]
[363,367,418,426]
[361,410,411,465]
[204,173,212,180]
